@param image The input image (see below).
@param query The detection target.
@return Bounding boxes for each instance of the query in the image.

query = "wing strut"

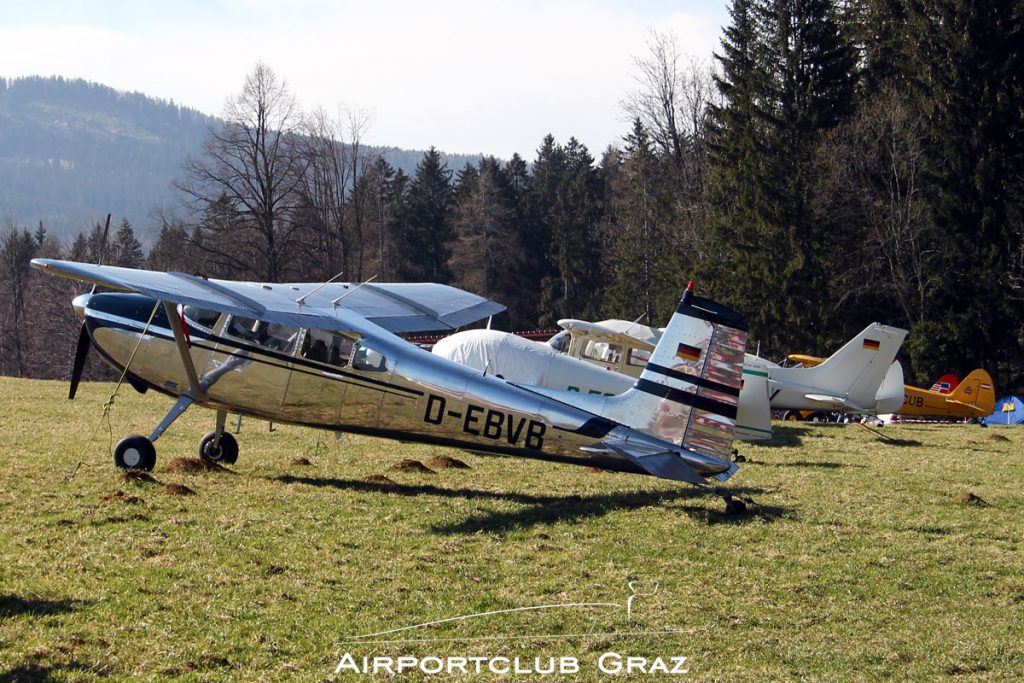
[162,301,207,402]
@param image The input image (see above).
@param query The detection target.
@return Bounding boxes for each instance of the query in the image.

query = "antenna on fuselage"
[331,275,378,308]
[295,270,345,307]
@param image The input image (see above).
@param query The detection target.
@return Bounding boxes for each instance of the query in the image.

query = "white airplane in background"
[33,259,755,513]
[433,319,908,441]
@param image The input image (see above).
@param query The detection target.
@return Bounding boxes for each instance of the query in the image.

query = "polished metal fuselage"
[80,293,726,477]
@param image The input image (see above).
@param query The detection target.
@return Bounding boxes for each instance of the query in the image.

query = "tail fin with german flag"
[595,282,748,464]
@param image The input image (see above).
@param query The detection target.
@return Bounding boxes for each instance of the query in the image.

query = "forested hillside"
[0,77,212,238]
[0,76,480,239]
[2,0,1022,396]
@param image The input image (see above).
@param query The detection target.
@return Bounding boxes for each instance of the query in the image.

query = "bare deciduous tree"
[177,62,308,281]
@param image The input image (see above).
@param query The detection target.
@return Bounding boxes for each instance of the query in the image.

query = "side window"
[582,340,622,365]
[227,316,260,341]
[183,305,221,330]
[627,347,651,367]
[300,329,355,368]
[225,316,298,353]
[262,323,299,353]
[352,341,388,372]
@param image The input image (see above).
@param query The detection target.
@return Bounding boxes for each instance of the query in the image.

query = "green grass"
[1,376,1022,681]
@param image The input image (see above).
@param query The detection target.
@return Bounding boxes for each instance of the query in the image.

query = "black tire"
[114,435,156,471]
[199,431,239,464]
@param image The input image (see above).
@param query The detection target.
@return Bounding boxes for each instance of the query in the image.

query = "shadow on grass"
[877,437,924,447]
[272,475,789,533]
[750,424,808,448]
[752,460,865,469]
[0,660,95,682]
[0,593,79,619]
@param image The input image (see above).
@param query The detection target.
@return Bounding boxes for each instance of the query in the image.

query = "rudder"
[597,282,748,461]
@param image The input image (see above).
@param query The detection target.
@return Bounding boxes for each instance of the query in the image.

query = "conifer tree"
[706,0,857,354]
[902,0,1024,382]
[111,218,144,268]
[539,138,604,325]
[602,119,680,324]
[393,148,454,283]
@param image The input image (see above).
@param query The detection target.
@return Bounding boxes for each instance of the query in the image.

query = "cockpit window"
[352,341,388,372]
[183,305,221,330]
[548,330,571,353]
[225,316,298,353]
[300,329,355,368]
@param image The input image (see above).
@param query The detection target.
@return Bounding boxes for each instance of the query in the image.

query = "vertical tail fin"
[948,369,996,415]
[597,282,748,461]
[790,323,908,411]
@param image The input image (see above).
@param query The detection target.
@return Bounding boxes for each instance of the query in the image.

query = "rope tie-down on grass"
[66,300,161,482]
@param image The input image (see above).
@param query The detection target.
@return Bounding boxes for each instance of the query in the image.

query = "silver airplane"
[33,259,752,512]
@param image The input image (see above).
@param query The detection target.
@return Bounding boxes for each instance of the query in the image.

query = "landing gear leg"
[113,394,196,472]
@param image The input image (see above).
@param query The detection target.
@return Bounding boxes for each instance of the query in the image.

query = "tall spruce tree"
[601,119,680,324]
[538,138,604,325]
[707,0,857,355]
[903,0,1024,385]
[393,148,454,283]
[449,157,527,325]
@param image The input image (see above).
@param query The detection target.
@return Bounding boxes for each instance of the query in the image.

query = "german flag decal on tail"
[676,343,702,363]
[863,338,881,351]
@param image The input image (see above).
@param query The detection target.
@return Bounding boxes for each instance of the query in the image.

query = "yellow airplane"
[787,354,996,419]
[898,368,996,418]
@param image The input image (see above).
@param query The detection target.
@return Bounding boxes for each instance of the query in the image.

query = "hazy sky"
[1,0,729,158]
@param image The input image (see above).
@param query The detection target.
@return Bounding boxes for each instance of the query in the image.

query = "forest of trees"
[2,0,1023,395]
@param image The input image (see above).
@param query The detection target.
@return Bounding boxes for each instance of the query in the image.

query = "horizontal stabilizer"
[804,394,867,411]
[582,436,738,485]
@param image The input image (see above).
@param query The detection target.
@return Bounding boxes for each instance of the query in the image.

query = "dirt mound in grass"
[388,459,435,474]
[425,455,470,469]
[986,433,1011,443]
[118,471,157,484]
[161,483,196,496]
[101,490,145,504]
[954,491,989,507]
[291,457,314,466]
[165,457,231,474]
[362,474,398,486]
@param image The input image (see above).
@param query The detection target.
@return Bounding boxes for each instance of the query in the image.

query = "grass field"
[1,376,1022,681]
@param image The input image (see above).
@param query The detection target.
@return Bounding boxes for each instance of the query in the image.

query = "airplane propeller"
[69,322,91,400]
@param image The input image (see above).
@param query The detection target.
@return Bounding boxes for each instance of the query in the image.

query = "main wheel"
[114,435,156,471]
[199,431,239,465]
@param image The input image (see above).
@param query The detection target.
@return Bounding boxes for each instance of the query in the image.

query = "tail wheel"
[114,435,156,471]
[199,432,238,465]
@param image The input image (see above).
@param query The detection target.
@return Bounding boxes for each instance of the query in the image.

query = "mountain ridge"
[0,75,482,241]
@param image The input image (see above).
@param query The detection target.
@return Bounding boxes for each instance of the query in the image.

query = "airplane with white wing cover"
[433,320,907,439]
[33,260,753,512]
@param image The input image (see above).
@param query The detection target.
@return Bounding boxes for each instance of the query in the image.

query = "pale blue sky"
[1,0,729,157]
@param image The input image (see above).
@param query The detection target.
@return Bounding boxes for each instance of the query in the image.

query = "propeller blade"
[69,323,91,400]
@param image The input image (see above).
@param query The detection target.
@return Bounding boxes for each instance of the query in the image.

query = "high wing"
[30,259,505,334]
